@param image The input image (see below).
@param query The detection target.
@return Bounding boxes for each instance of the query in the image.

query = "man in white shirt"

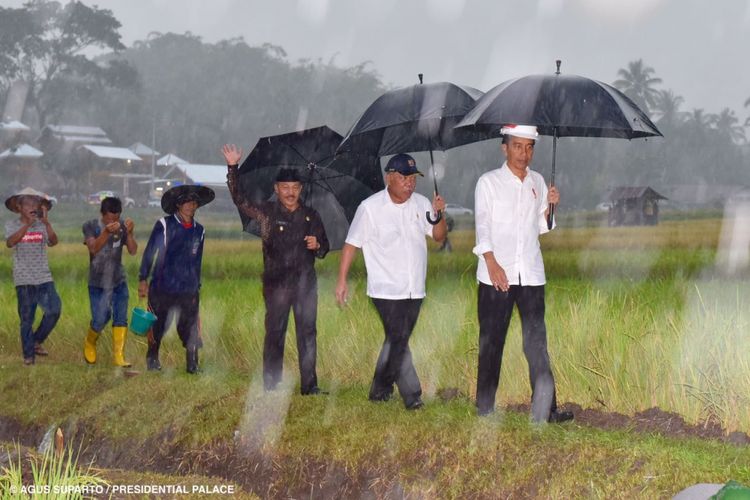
[336,153,447,410]
[473,124,573,423]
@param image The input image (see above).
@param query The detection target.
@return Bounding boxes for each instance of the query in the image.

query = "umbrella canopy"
[456,73,662,139]
[337,81,489,157]
[456,63,663,227]
[337,80,493,224]
[237,126,383,249]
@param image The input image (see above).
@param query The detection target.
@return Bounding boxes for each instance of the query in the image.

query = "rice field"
[1,206,749,433]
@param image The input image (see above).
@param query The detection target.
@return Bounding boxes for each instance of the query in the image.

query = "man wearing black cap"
[335,153,447,410]
[223,144,329,395]
[138,184,214,373]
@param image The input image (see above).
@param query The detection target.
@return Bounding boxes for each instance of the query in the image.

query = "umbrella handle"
[426,210,442,225]
[547,204,555,230]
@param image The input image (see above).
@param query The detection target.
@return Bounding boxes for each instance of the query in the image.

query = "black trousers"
[148,290,202,351]
[476,283,557,419]
[370,298,423,407]
[263,277,318,393]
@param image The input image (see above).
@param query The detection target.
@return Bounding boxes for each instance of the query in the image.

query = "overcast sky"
[5,0,750,115]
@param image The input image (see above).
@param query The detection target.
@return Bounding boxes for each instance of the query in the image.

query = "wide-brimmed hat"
[4,187,53,213]
[161,185,215,214]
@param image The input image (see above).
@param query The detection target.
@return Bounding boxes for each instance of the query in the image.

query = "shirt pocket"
[373,221,401,249]
[491,198,515,225]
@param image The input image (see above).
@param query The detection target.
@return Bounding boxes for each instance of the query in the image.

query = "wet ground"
[1,403,747,498]
[510,402,750,445]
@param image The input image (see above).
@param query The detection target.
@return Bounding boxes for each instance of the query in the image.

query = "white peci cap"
[500,124,539,140]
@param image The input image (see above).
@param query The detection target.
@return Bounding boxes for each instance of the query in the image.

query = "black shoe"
[146,354,161,371]
[147,345,161,371]
[186,347,199,374]
[405,398,424,411]
[477,407,495,417]
[368,393,392,403]
[548,410,574,423]
[301,387,329,396]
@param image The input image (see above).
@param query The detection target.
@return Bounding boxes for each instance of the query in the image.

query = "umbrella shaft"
[429,148,439,196]
[550,131,557,186]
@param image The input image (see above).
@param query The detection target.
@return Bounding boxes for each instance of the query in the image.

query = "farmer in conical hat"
[138,184,214,374]
[4,188,61,366]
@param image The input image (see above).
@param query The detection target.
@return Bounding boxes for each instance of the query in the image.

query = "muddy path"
[1,403,747,498]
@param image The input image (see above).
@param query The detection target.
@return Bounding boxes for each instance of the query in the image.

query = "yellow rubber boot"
[112,326,132,368]
[84,327,99,364]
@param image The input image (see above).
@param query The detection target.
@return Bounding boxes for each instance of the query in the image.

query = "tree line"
[1,1,749,208]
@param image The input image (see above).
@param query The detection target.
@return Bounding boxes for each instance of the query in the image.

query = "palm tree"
[613,59,663,114]
[714,107,746,144]
[683,108,717,141]
[653,89,686,129]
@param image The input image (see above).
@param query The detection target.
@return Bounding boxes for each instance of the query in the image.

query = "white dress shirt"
[346,189,434,299]
[473,163,553,287]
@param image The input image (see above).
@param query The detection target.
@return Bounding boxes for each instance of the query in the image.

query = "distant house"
[35,124,115,194]
[38,124,112,155]
[607,186,667,226]
[0,143,47,192]
[78,145,146,197]
[129,142,159,159]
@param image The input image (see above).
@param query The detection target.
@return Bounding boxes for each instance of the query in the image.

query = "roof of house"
[129,142,160,156]
[157,153,188,166]
[0,120,31,132]
[0,143,43,159]
[80,145,142,161]
[44,124,108,136]
[41,124,112,145]
[608,186,667,201]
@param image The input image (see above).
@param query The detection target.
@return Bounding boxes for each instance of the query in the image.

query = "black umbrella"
[236,125,383,249]
[337,76,493,224]
[456,61,663,228]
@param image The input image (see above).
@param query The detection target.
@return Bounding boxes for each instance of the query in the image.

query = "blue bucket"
[130,307,157,336]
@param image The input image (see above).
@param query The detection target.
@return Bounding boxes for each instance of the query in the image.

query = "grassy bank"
[1,363,749,498]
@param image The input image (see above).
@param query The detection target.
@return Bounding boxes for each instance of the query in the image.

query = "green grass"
[0,442,107,499]
[0,367,748,497]
[2,207,750,495]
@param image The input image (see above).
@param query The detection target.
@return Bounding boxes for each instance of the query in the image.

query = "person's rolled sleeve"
[473,177,494,257]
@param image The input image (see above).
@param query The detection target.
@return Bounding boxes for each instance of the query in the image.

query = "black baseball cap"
[384,153,423,176]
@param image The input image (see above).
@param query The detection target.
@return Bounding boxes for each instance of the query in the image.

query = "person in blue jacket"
[138,185,214,373]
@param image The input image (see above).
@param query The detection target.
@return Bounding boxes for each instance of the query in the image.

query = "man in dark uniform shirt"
[222,143,329,395]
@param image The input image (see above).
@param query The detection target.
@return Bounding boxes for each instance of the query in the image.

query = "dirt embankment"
[1,404,748,498]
